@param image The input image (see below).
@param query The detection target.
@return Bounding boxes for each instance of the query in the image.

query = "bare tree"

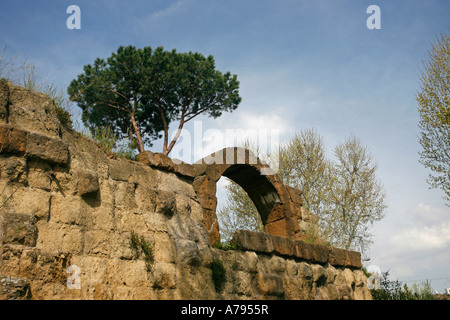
[325,135,387,251]
[277,128,334,219]
[218,129,386,251]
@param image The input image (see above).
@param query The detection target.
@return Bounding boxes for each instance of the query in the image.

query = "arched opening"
[193,147,301,245]
[221,164,281,224]
[216,175,264,242]
[214,164,283,243]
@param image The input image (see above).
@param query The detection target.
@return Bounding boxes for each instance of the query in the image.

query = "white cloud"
[236,111,293,136]
[368,201,450,287]
[145,0,188,22]
[171,109,292,163]
[388,222,450,252]
[411,203,450,226]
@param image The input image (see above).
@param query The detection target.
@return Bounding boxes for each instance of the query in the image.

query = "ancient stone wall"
[0,81,372,300]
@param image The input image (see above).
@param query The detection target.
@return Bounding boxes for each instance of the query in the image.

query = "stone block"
[50,194,85,225]
[159,171,196,199]
[198,194,217,212]
[232,271,253,296]
[353,269,367,287]
[296,241,330,264]
[77,169,99,196]
[231,229,273,254]
[51,171,77,196]
[153,262,176,289]
[285,185,303,205]
[110,232,135,260]
[0,80,9,124]
[135,185,157,213]
[326,265,337,284]
[1,212,37,247]
[328,247,350,267]
[109,159,136,182]
[294,240,315,261]
[244,251,259,273]
[87,180,115,230]
[85,230,111,257]
[122,260,151,287]
[27,168,51,190]
[137,151,175,172]
[285,259,298,277]
[336,268,355,286]
[134,165,158,188]
[0,125,27,155]
[326,283,340,300]
[155,190,177,217]
[2,187,50,220]
[26,132,69,164]
[269,255,286,274]
[282,275,308,300]
[8,85,60,137]
[193,162,208,177]
[354,286,373,300]
[264,217,289,239]
[0,276,31,300]
[256,272,284,296]
[347,250,362,269]
[336,283,353,300]
[114,182,137,210]
[297,262,313,281]
[311,264,327,286]
[315,286,330,300]
[153,233,176,263]
[36,222,84,254]
[176,239,201,266]
[271,235,296,257]
[143,212,170,234]
[311,244,329,264]
[0,155,27,182]
[174,162,196,179]
[192,175,216,198]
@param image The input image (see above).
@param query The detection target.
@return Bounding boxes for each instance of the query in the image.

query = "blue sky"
[1,0,449,293]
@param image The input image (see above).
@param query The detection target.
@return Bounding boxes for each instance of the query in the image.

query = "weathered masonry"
[0,81,372,300]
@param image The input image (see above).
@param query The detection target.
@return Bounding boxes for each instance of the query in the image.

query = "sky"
[1,0,449,293]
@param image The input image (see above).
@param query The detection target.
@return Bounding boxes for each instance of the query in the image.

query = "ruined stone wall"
[0,81,372,300]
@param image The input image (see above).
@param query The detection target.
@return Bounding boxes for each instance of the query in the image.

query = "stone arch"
[192,147,304,245]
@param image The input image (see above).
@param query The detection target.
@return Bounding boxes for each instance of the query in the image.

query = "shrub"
[212,240,242,251]
[129,231,154,272]
[370,271,436,300]
[211,260,227,291]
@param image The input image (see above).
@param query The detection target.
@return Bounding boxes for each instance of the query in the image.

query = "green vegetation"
[129,231,154,272]
[417,29,450,205]
[0,47,74,129]
[212,240,242,251]
[211,260,227,291]
[68,45,241,155]
[75,123,138,160]
[45,85,73,129]
[370,271,436,300]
